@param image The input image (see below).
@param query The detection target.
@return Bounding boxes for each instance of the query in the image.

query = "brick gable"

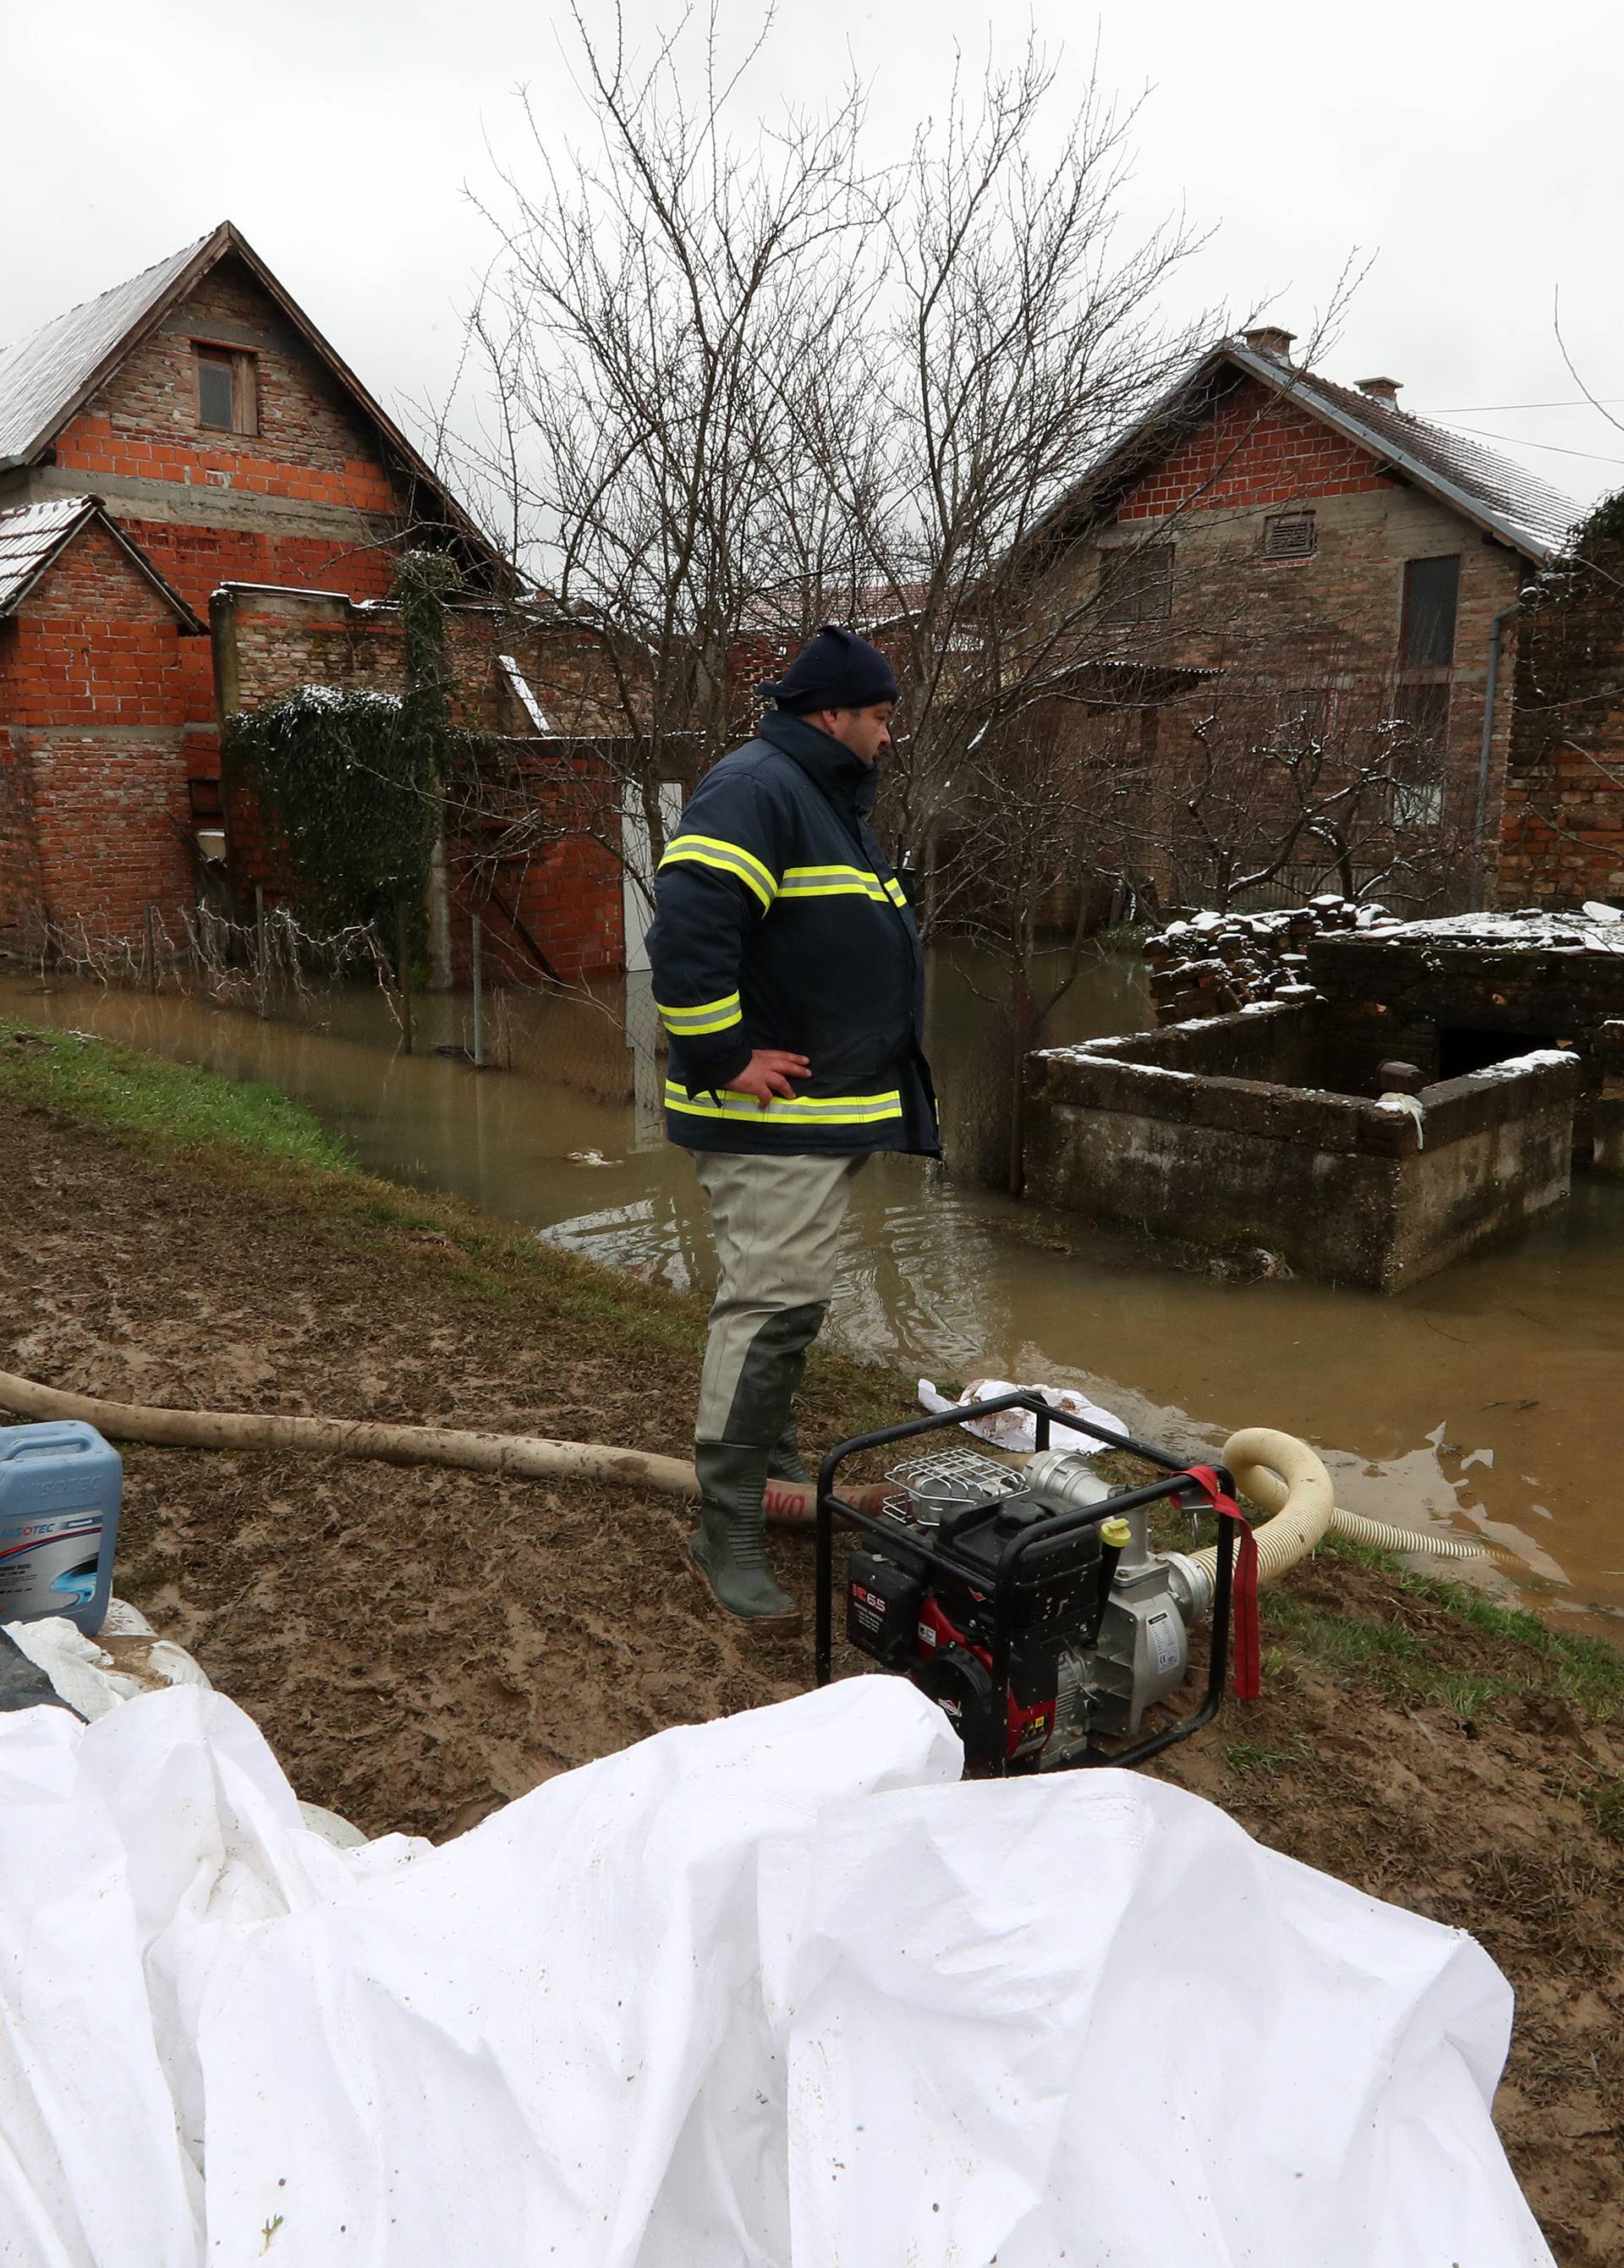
[1117,378,1393,522]
[53,258,398,524]
[0,518,199,938]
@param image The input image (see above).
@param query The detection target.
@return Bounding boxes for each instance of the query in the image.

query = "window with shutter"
[1099,544,1174,625]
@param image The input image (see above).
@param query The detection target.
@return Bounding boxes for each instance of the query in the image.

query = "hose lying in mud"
[0,1369,1515,1573]
[0,1367,833,1523]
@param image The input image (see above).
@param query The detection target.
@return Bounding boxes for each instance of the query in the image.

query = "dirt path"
[2,1082,1620,2263]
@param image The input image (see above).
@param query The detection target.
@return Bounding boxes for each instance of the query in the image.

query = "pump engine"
[815,1398,1241,1774]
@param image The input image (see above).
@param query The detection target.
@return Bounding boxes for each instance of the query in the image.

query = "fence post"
[254,885,269,1019]
[396,902,414,1056]
[470,914,485,1069]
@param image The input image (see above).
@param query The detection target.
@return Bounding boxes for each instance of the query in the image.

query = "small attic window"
[195,344,257,436]
[1263,511,1316,561]
[1099,543,1174,625]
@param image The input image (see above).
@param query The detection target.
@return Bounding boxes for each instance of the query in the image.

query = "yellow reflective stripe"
[665,1082,903,1127]
[780,863,892,903]
[885,877,907,907]
[656,991,742,1036]
[659,834,777,909]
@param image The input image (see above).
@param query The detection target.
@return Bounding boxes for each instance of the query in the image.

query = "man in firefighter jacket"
[646,624,939,1634]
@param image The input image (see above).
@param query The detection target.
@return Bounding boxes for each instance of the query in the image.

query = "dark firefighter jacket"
[645,710,940,1156]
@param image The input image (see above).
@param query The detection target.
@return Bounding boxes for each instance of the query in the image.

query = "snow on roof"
[1040,340,1583,567]
[0,232,216,468]
[1226,345,1581,563]
[0,494,206,626]
[0,496,99,612]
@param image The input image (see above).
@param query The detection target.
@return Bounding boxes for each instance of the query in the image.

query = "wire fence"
[0,901,643,1097]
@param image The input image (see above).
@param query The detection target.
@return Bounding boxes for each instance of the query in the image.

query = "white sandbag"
[0,1678,1552,2267]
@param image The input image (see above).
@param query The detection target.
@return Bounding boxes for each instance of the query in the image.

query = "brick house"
[1022,327,1579,913]
[0,222,623,979]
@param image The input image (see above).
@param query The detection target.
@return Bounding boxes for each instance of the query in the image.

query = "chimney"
[1358,376,1402,404]
[1243,325,1296,362]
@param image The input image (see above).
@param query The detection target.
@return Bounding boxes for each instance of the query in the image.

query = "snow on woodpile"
[1143,896,1402,1024]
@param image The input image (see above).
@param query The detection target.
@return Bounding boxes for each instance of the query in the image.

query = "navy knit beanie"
[760,623,898,713]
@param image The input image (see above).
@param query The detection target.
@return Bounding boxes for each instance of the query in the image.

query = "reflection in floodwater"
[3,959,1620,1629]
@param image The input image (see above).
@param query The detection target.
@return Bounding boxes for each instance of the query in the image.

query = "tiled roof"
[0,494,205,626]
[1225,343,1580,561]
[0,224,505,578]
[0,233,216,469]
[0,496,98,611]
[1038,341,1583,566]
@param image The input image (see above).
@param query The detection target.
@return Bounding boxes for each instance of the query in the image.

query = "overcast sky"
[6,0,1621,520]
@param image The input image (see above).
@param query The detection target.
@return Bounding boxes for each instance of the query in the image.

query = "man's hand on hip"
[725,1049,811,1108]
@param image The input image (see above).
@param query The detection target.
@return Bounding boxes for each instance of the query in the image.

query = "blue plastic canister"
[0,1421,123,1635]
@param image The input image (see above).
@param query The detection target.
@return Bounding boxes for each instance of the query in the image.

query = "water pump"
[815,1393,1244,1773]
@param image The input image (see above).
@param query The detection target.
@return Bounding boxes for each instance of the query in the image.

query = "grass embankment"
[2,1018,1621,2262]
[0,1020,351,1171]
[0,1018,903,1436]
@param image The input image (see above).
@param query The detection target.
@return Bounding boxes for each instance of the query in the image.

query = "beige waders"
[687,1150,868,1628]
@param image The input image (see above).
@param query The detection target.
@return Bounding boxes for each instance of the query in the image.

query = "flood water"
[3,959,1620,1630]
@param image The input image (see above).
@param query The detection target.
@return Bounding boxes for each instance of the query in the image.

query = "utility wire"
[1428,395,1624,414]
[1420,419,1624,468]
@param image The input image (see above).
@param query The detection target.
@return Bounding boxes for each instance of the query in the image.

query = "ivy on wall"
[227,552,489,938]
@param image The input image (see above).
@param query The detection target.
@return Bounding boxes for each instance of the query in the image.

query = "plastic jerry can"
[0,1421,122,1635]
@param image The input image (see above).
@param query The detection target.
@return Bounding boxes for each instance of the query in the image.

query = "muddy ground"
[2,1085,1621,2263]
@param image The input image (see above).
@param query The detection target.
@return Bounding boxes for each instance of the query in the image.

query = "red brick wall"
[472,804,626,985]
[1116,378,1393,521]
[0,521,199,939]
[44,255,414,767]
[1036,374,1524,910]
[53,259,398,517]
[1501,530,1624,907]
[3,250,494,949]
[210,585,628,975]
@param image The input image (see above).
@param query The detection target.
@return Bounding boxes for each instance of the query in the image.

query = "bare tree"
[439,10,1221,902]
[443,6,885,907]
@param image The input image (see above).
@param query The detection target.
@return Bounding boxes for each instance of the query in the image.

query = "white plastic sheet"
[918,1376,1127,1453]
[0,1678,1553,2267]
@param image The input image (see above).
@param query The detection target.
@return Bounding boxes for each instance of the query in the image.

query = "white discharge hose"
[1185,1428,1336,1595]
[1183,1427,1515,1601]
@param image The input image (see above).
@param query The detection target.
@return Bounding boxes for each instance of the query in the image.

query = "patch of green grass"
[0,1021,352,1172]
[1225,1734,1309,1777]
[1577,1781,1624,1845]
[1270,1537,1624,1727]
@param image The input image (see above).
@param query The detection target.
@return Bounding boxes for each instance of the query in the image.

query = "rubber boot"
[689,1439,801,1634]
[686,1501,801,1635]
[765,1418,808,1486]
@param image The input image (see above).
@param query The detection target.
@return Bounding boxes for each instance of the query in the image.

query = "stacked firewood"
[1143,896,1405,1024]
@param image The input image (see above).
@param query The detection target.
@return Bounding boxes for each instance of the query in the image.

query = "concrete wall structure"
[1025,1004,1582,1291]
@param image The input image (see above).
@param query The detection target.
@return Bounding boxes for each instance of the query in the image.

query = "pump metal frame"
[815,1391,1236,1772]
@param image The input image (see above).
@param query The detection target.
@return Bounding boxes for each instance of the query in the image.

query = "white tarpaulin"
[0,1677,1553,2267]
